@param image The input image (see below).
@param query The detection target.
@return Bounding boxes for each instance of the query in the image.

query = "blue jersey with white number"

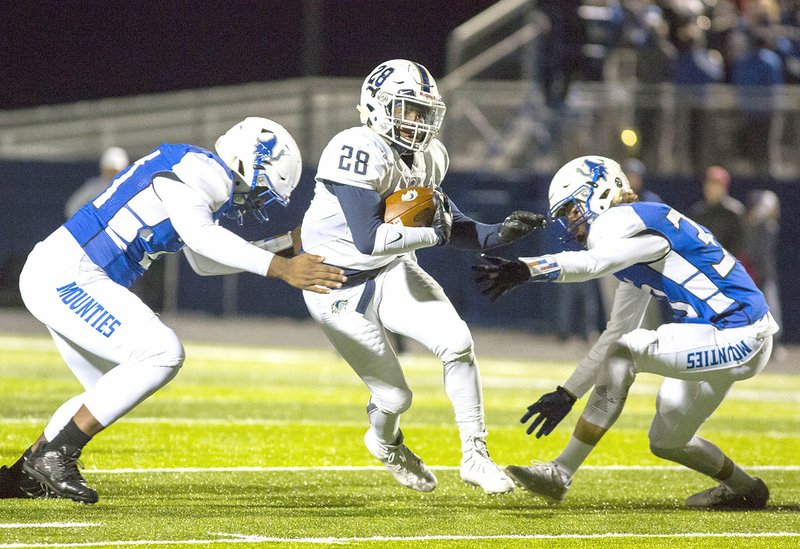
[614,202,767,328]
[64,144,233,288]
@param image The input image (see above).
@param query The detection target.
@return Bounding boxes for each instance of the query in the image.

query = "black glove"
[520,386,577,438]
[472,254,530,301]
[432,189,452,245]
[498,211,547,243]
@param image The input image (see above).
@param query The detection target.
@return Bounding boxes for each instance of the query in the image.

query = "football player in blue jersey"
[474,155,779,509]
[0,118,346,503]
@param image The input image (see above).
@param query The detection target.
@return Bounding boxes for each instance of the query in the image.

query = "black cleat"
[0,450,50,499]
[686,477,769,510]
[23,444,98,504]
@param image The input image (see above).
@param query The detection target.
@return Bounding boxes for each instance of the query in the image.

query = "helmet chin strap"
[392,141,415,158]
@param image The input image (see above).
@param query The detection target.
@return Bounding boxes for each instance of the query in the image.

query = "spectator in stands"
[743,189,784,358]
[777,0,800,83]
[624,158,662,204]
[536,0,586,108]
[728,28,784,172]
[65,147,129,218]
[674,21,726,172]
[631,6,677,167]
[690,165,746,257]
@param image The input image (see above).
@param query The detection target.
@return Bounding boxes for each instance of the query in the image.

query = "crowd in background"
[535,0,800,171]
[537,0,800,94]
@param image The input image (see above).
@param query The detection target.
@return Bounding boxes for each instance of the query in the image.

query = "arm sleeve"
[153,177,275,276]
[324,181,439,255]
[448,198,504,250]
[183,247,243,276]
[562,282,652,398]
[182,232,294,276]
[550,233,670,283]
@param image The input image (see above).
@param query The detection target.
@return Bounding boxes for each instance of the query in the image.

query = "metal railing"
[1,76,799,179]
[0,78,361,167]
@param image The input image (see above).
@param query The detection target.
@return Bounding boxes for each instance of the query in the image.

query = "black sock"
[9,447,31,475]
[47,419,92,451]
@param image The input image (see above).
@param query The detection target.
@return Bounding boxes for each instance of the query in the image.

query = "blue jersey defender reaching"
[474,155,779,509]
[0,118,346,503]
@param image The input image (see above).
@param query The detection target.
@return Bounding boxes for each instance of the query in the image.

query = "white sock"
[443,359,486,439]
[554,436,594,479]
[367,402,401,444]
[43,394,85,442]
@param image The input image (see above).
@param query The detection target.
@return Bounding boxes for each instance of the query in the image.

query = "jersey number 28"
[338,146,369,176]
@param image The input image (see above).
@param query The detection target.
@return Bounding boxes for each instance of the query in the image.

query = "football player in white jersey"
[301,59,545,494]
[0,118,346,503]
[475,156,779,509]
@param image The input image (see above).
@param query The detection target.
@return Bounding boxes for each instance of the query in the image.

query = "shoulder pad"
[316,126,391,189]
[587,205,647,248]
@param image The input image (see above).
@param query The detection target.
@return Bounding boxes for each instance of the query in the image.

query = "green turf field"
[1,333,798,548]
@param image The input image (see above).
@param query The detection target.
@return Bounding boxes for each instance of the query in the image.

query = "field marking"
[1,531,799,547]
[82,464,800,474]
[0,524,99,529]
[1,416,797,442]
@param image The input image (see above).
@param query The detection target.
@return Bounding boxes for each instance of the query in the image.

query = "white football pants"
[303,256,484,446]
[19,228,184,440]
[586,314,776,450]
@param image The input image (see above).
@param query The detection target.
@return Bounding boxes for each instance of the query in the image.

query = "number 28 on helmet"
[357,59,447,154]
[548,156,631,248]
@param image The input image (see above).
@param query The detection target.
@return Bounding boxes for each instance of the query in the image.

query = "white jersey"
[301,126,448,271]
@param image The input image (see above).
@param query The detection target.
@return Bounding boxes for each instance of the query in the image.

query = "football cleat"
[505,461,571,503]
[23,444,98,504]
[364,429,437,492]
[686,477,769,510]
[460,433,514,494]
[0,449,50,499]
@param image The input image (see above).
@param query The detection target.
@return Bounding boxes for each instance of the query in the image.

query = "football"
[383,187,435,227]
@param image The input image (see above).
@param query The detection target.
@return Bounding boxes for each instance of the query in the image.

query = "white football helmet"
[548,156,631,248]
[357,59,446,153]
[215,117,302,223]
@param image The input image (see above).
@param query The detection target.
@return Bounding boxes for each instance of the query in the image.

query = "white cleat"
[505,461,571,503]
[364,429,437,492]
[459,433,514,495]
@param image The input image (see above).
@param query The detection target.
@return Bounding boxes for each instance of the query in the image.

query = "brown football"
[383,187,435,227]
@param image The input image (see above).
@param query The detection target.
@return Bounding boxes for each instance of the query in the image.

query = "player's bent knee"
[437,323,475,364]
[135,322,185,370]
[607,341,634,365]
[649,442,683,461]
[373,387,413,415]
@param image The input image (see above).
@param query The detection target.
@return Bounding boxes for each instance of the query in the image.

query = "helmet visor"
[551,198,591,250]
[390,95,446,152]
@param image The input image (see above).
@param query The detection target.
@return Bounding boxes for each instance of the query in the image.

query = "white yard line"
[0,416,796,442]
[1,531,799,548]
[0,524,99,530]
[82,464,800,474]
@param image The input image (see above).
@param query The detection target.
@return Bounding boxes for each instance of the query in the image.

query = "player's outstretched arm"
[472,255,530,301]
[472,254,561,301]
[498,211,547,243]
[267,253,346,294]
